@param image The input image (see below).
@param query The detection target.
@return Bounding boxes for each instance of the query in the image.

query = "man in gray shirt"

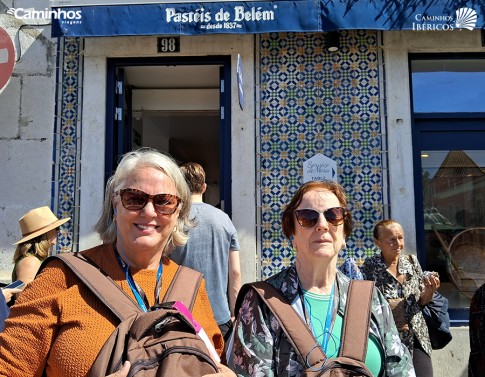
[171,162,241,342]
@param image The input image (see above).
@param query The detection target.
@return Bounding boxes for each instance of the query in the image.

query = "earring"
[173,226,177,233]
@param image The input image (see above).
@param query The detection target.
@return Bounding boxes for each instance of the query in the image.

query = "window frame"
[410,53,485,325]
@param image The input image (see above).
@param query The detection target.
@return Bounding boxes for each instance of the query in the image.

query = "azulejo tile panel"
[258,31,386,279]
[53,37,82,254]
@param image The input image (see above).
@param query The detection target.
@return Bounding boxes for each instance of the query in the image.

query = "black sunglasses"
[294,207,348,227]
[117,188,181,215]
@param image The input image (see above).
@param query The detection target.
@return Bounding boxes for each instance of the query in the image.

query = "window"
[412,59,485,113]
[411,55,485,324]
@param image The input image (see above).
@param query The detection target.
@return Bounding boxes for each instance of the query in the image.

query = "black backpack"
[47,252,219,377]
[235,280,375,376]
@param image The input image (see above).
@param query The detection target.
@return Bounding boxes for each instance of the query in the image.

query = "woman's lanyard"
[299,282,337,354]
[114,246,163,312]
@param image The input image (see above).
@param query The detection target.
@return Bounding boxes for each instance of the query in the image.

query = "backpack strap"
[41,252,204,320]
[236,281,327,371]
[162,265,203,311]
[339,280,375,362]
[235,279,375,368]
[51,253,140,321]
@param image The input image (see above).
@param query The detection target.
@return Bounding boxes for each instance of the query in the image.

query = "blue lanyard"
[321,284,335,353]
[300,282,336,354]
[115,246,163,312]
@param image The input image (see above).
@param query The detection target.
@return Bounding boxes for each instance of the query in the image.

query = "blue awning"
[51,0,485,37]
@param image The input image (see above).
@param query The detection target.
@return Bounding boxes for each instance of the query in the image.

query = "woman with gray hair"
[0,148,227,377]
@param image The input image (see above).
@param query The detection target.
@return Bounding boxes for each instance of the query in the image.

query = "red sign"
[0,27,15,91]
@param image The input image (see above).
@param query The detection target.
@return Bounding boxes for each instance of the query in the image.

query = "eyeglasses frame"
[293,207,349,227]
[116,188,181,215]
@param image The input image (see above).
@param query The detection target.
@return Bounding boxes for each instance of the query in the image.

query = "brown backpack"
[236,280,375,377]
[51,252,219,377]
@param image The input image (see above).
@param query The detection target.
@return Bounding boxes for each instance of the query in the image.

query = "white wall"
[81,34,257,282]
[383,29,483,377]
[0,2,57,281]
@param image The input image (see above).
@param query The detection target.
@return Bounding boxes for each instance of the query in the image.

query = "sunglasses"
[294,207,348,227]
[117,188,181,215]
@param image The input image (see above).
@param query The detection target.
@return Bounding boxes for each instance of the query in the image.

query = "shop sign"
[51,0,321,37]
[303,154,337,183]
[50,1,485,37]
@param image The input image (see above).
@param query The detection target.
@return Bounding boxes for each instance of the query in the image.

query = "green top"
[303,290,384,377]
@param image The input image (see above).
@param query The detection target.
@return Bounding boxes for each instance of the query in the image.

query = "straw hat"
[14,206,70,245]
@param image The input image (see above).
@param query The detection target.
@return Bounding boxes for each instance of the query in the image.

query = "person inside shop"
[361,219,439,377]
[12,206,70,297]
[0,148,234,377]
[228,180,414,376]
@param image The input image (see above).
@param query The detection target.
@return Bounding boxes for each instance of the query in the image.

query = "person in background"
[229,181,414,376]
[361,219,439,377]
[469,283,485,377]
[0,148,233,377]
[171,162,241,344]
[0,288,22,332]
[12,206,70,291]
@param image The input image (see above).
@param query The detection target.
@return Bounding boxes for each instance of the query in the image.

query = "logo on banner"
[0,27,15,91]
[455,8,478,30]
[412,7,478,30]
[6,7,82,25]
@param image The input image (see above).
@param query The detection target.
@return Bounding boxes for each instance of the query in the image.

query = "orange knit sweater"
[0,244,223,377]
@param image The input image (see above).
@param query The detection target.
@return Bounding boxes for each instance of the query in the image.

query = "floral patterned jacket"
[360,253,432,356]
[228,266,415,377]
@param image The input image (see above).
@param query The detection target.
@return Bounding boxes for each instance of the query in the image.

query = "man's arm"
[228,250,241,319]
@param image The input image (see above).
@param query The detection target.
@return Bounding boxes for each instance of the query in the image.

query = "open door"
[105,67,132,182]
[219,65,232,215]
[106,57,232,215]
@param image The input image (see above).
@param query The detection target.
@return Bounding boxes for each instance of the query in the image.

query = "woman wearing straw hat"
[12,206,70,290]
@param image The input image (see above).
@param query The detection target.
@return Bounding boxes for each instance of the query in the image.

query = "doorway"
[106,56,232,214]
